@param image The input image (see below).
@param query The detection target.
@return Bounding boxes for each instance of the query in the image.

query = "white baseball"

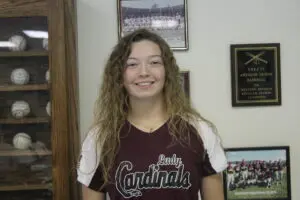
[13,132,32,150]
[42,38,48,50]
[46,101,51,116]
[11,100,31,119]
[45,69,50,83]
[8,35,27,51]
[10,68,30,85]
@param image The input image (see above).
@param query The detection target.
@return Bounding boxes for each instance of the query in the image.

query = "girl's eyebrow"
[127,57,138,60]
[127,55,162,60]
[149,55,162,58]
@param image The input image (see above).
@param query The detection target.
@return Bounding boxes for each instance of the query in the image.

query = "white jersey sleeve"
[197,121,228,175]
[77,128,104,191]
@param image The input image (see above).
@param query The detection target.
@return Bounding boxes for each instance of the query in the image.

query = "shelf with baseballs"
[0,60,50,91]
[0,135,52,191]
[1,35,49,57]
[0,69,52,151]
[0,131,52,191]
[0,103,51,154]
[0,36,54,191]
[0,100,51,124]
[0,65,51,124]
[0,106,52,157]
[0,34,49,92]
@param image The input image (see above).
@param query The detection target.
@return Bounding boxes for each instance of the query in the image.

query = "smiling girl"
[77,29,227,200]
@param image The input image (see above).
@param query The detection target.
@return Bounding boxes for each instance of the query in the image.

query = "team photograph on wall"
[117,0,188,50]
[223,146,291,200]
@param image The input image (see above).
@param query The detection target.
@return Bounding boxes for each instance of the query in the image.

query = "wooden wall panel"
[48,0,80,199]
[48,0,70,199]
[64,0,80,199]
[0,0,47,17]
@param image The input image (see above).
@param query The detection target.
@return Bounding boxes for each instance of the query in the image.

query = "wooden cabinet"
[0,0,80,200]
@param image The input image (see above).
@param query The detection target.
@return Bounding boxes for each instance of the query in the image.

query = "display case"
[0,0,80,200]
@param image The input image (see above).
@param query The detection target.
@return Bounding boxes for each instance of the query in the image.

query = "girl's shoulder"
[187,118,223,149]
[81,126,101,153]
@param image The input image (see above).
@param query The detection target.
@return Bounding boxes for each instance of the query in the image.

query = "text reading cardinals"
[115,154,192,198]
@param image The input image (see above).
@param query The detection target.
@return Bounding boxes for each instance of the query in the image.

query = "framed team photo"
[223,146,291,200]
[117,0,188,50]
[180,70,190,98]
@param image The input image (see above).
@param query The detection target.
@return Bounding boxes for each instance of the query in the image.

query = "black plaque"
[230,43,281,107]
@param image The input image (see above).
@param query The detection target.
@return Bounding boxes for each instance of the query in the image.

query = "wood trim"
[48,0,70,199]
[0,184,51,191]
[0,0,47,17]
[0,149,51,157]
[0,117,49,124]
[0,84,49,91]
[0,51,48,57]
[64,0,80,200]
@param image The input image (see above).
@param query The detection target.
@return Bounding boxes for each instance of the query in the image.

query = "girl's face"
[123,40,165,101]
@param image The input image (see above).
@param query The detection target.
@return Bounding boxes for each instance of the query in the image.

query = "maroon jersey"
[241,162,247,171]
[278,162,284,170]
[255,163,261,171]
[77,120,227,200]
[248,164,254,172]
[265,168,272,178]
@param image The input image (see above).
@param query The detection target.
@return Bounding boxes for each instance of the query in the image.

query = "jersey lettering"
[115,154,192,198]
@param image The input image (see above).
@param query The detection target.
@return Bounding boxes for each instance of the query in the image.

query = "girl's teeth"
[137,82,152,86]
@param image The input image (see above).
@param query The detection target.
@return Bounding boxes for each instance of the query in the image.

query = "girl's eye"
[126,63,138,67]
[150,61,162,65]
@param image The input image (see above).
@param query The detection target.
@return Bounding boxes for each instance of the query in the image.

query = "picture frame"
[180,70,190,98]
[117,0,189,50]
[223,146,291,200]
[230,43,281,107]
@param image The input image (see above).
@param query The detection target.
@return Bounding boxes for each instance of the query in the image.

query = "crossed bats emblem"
[244,51,268,65]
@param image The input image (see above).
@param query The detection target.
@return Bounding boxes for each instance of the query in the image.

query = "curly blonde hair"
[85,29,214,190]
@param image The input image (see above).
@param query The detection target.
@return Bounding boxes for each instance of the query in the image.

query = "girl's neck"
[127,96,169,132]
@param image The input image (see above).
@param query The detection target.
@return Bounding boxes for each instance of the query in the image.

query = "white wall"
[76,0,300,199]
